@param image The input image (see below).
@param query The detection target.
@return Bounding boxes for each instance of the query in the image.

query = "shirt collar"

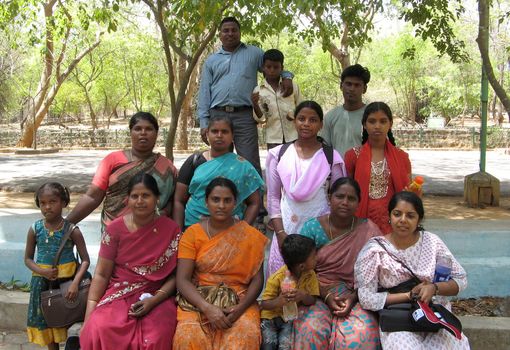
[260,78,281,89]
[218,42,246,55]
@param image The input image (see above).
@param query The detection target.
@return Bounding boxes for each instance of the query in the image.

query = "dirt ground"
[2,192,509,219]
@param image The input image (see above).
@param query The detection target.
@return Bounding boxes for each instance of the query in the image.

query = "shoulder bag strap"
[277,141,295,162]
[52,223,76,268]
[374,237,421,282]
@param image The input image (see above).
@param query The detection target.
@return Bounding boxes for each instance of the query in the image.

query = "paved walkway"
[1,148,509,195]
[0,330,50,350]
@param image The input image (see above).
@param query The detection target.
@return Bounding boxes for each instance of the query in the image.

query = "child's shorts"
[261,317,292,350]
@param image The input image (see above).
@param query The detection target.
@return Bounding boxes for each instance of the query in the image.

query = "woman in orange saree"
[173,177,268,350]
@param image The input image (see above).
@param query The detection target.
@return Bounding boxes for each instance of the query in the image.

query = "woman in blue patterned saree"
[173,115,264,229]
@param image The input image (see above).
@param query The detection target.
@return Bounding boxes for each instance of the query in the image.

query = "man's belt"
[213,105,252,113]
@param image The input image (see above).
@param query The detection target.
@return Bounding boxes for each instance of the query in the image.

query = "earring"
[388,219,391,224]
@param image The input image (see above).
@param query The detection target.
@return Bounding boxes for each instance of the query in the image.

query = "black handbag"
[379,302,439,332]
[41,224,91,328]
[374,238,462,336]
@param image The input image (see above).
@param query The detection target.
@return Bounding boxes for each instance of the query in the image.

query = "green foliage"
[260,33,342,109]
[364,24,479,121]
[54,24,170,122]
[396,0,468,62]
[0,276,30,292]
[1,0,507,135]
[486,126,509,148]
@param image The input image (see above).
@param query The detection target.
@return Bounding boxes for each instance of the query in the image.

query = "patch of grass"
[0,275,30,292]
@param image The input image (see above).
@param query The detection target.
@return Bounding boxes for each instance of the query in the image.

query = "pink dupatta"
[276,144,341,202]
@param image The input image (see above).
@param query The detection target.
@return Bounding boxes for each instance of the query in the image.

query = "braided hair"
[361,102,396,146]
[35,182,71,208]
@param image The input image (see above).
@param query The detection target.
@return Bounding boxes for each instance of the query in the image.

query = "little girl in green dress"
[24,182,90,349]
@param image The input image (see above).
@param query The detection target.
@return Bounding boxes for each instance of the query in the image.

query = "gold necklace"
[129,213,157,232]
[328,215,355,241]
[44,218,64,243]
[206,217,235,239]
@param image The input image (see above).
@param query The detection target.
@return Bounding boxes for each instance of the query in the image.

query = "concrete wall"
[428,219,510,298]
[1,127,510,150]
[0,209,100,286]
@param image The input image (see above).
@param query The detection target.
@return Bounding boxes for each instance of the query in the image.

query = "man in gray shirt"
[197,16,293,175]
[322,64,371,157]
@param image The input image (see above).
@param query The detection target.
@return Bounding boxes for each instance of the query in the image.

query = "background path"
[0,149,509,195]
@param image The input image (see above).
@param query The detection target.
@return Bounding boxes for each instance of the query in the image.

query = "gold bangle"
[277,229,286,234]
[88,299,98,303]
[324,292,333,303]
[156,289,168,295]
[433,283,439,295]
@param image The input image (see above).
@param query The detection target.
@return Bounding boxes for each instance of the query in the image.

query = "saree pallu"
[293,291,380,350]
[294,218,381,349]
[102,153,176,230]
[173,221,268,350]
[184,152,264,227]
[80,216,181,350]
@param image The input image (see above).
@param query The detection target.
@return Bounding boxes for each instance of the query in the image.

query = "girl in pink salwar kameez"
[266,101,346,277]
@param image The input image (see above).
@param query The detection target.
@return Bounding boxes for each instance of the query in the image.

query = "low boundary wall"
[1,127,509,150]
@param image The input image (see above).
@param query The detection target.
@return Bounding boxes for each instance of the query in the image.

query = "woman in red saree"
[67,112,177,231]
[344,102,411,234]
[80,173,181,350]
[173,177,268,350]
[294,178,381,349]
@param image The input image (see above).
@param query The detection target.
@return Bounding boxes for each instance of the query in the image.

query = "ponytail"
[387,129,397,146]
[361,128,369,144]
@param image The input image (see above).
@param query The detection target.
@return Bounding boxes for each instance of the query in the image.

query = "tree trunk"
[476,0,510,122]
[490,94,497,119]
[175,61,199,150]
[409,90,417,123]
[176,107,188,150]
[84,87,98,129]
[17,0,57,144]
[143,0,218,161]
[327,22,351,70]
[17,38,101,146]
